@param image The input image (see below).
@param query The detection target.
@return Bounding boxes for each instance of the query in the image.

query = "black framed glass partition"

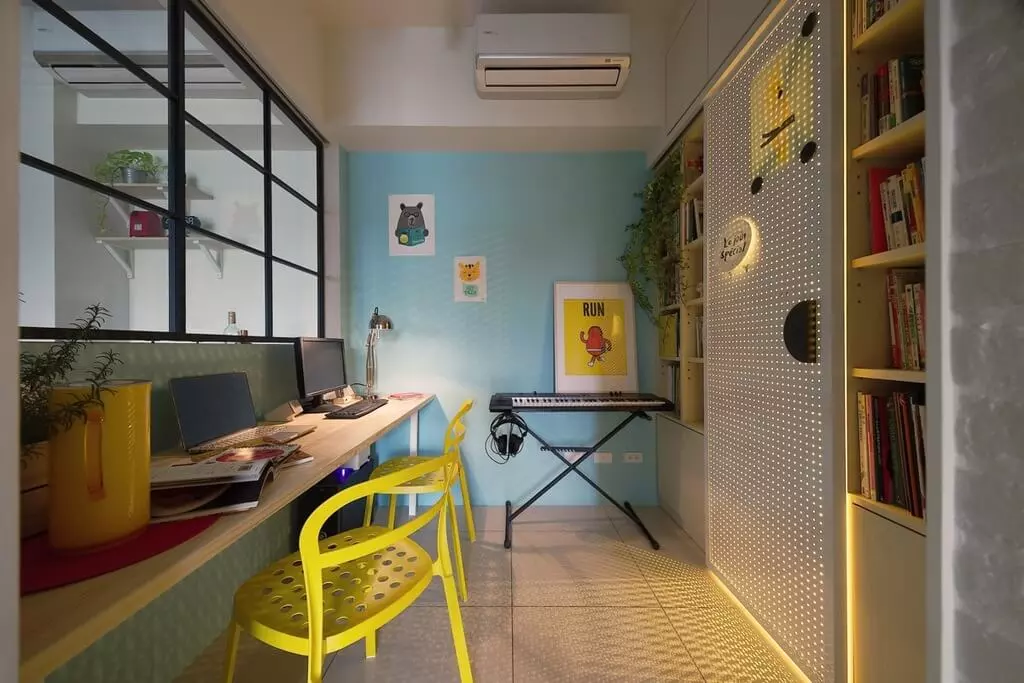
[18,0,325,340]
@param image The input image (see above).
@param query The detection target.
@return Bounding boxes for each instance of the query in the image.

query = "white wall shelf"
[95,236,224,280]
[106,183,214,225]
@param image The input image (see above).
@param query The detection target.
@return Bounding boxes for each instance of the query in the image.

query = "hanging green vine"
[618,147,684,320]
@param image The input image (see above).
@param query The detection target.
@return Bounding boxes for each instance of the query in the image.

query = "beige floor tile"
[507,504,618,534]
[511,529,658,607]
[411,527,512,607]
[174,629,335,683]
[665,602,798,682]
[513,606,704,683]
[325,606,512,683]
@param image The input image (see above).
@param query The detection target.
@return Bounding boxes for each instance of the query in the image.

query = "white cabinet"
[850,505,926,683]
[656,415,706,550]
[665,0,708,135]
[707,0,771,80]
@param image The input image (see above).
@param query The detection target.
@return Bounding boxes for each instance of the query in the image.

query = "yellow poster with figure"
[563,298,628,376]
[555,283,638,392]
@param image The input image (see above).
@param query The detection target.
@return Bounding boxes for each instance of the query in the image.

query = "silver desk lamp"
[365,306,393,398]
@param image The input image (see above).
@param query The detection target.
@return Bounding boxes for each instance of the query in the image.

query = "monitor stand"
[301,398,336,414]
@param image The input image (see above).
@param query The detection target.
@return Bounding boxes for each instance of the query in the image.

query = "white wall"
[1,1,21,678]
[18,6,55,327]
[325,12,665,151]
[129,149,317,336]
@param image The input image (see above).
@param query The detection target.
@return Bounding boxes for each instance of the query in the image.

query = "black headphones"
[487,411,527,464]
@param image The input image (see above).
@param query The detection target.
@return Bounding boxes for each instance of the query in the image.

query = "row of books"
[852,0,907,39]
[856,390,926,518]
[868,160,925,253]
[860,55,924,143]
[886,268,926,370]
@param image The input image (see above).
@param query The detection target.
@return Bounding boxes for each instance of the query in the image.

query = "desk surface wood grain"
[20,395,434,681]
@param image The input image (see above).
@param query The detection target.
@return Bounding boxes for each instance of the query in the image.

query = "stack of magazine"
[150,444,310,522]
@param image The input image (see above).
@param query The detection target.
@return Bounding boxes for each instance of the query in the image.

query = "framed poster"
[389,194,435,256]
[554,282,638,393]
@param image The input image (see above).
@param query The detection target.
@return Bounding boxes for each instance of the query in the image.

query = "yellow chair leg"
[366,630,377,659]
[363,492,375,527]
[448,498,468,601]
[222,621,241,683]
[441,572,474,682]
[458,463,476,543]
[387,494,397,529]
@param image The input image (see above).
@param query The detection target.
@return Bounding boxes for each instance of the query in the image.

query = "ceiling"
[310,0,676,27]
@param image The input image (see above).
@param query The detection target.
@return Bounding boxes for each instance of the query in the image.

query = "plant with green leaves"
[94,150,166,232]
[20,304,123,452]
[619,146,685,319]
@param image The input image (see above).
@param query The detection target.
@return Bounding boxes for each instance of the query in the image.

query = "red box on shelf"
[129,211,164,237]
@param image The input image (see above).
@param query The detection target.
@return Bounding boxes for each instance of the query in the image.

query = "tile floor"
[178,506,799,682]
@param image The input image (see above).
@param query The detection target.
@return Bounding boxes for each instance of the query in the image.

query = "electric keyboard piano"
[489,392,674,413]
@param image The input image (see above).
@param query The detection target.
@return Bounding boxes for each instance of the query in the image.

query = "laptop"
[169,372,310,454]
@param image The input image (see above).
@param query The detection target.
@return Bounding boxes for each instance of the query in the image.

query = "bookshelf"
[678,112,705,436]
[847,1,927,681]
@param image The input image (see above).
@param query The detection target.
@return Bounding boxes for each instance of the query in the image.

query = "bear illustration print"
[389,194,436,256]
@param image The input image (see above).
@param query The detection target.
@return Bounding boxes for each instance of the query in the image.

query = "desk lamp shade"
[366,307,393,397]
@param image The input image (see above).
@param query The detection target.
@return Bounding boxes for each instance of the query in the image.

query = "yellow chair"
[363,400,476,600]
[224,438,473,683]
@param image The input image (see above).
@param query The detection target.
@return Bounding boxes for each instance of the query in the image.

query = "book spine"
[890,59,902,124]
[861,73,870,143]
[866,393,877,499]
[887,396,907,510]
[872,396,886,502]
[900,281,914,370]
[858,392,870,496]
[877,65,890,134]
[918,404,927,512]
[879,396,893,503]
[888,176,909,248]
[881,172,894,249]
[915,283,927,368]
[906,286,920,370]
[900,393,921,516]
[909,161,926,240]
[902,55,926,119]
[886,270,902,368]
[901,167,919,244]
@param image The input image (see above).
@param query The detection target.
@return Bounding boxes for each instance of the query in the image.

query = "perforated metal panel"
[704,1,834,681]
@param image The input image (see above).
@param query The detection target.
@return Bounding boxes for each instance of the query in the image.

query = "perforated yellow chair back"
[224,435,473,683]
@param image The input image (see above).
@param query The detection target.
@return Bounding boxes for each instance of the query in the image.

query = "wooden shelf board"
[684,236,705,251]
[684,297,705,307]
[685,357,705,364]
[852,243,925,269]
[19,396,435,681]
[110,183,214,200]
[657,413,684,426]
[659,356,681,363]
[683,174,705,198]
[851,368,926,383]
[850,494,926,536]
[681,420,704,435]
[852,0,925,54]
[852,112,925,160]
[659,303,681,314]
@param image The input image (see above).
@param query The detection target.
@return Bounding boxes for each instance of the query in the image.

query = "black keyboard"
[325,398,389,420]
[489,392,674,413]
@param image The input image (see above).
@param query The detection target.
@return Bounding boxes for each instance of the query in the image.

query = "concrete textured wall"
[947,0,1024,680]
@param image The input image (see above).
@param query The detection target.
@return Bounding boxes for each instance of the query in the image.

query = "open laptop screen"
[169,372,258,450]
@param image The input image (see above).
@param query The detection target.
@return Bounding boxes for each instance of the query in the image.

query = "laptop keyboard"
[198,424,286,451]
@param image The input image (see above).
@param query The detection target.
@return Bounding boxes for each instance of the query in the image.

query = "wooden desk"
[20,394,433,681]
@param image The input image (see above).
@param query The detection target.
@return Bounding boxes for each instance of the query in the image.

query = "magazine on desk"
[150,444,309,522]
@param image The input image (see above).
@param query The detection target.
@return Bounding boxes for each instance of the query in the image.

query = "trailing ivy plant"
[619,146,685,320]
[20,304,123,451]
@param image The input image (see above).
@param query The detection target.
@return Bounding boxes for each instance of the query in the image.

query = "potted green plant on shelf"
[94,150,166,233]
[619,146,685,319]
[19,305,122,538]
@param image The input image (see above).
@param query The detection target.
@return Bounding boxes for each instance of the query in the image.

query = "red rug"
[21,516,220,595]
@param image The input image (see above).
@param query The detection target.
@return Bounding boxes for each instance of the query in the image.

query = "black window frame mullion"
[184,112,265,176]
[31,0,177,101]
[168,0,187,334]
[316,143,326,338]
[263,90,274,336]
[20,154,172,216]
[269,174,319,213]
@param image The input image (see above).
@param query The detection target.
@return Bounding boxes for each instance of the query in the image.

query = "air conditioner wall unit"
[475,14,631,99]
[33,51,244,94]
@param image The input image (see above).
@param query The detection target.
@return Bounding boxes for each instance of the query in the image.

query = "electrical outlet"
[595,451,613,464]
[624,451,643,464]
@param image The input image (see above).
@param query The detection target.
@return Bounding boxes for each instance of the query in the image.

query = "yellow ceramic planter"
[48,380,152,551]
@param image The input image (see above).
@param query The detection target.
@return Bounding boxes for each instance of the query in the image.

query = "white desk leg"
[408,411,419,517]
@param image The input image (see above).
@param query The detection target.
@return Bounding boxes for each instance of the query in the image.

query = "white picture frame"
[553,282,639,393]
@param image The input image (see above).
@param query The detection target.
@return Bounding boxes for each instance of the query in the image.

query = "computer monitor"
[295,337,347,412]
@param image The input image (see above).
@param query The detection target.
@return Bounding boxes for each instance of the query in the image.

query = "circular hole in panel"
[323,581,333,589]
[270,595,283,604]
[336,616,349,625]
[383,560,393,566]
[273,569,284,576]
[405,572,416,578]
[340,571,351,579]
[282,577,294,585]
[291,613,304,622]
[387,546,396,551]
[292,586,303,594]
[374,593,385,601]
[332,589,343,597]
[345,596,356,604]
[281,604,292,613]
[291,560,302,567]
[356,604,366,613]
[390,582,401,589]
[408,557,418,563]
[261,587,273,596]
[378,576,388,583]
[396,551,406,557]
[327,543,338,550]
[394,566,403,572]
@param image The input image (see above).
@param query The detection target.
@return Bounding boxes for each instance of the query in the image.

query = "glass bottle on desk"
[224,311,239,335]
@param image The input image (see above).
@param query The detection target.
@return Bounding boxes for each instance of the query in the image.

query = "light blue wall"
[346,151,659,507]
